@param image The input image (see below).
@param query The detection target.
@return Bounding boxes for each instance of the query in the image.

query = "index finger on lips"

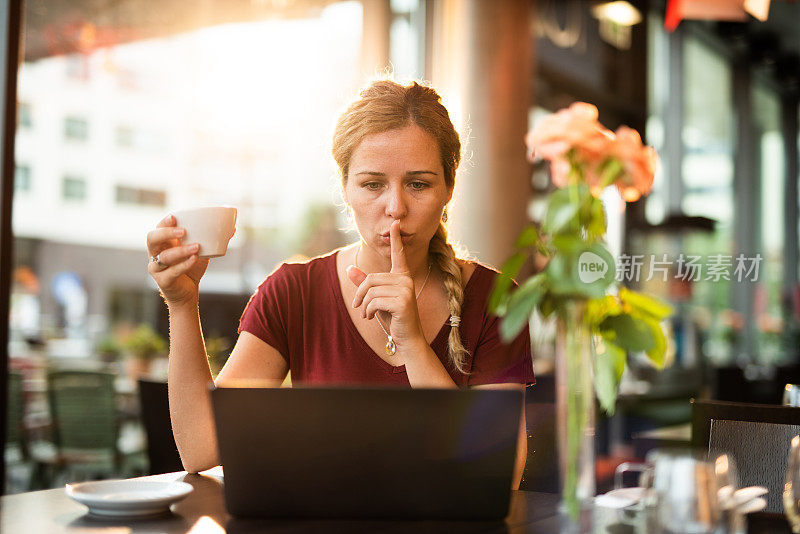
[389,220,409,274]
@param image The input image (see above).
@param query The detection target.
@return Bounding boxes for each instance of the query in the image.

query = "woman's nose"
[385,186,408,219]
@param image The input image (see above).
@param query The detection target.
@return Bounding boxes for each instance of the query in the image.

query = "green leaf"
[639,315,667,368]
[499,274,546,342]
[539,293,558,318]
[598,313,655,352]
[619,287,673,320]
[515,226,541,249]
[594,341,626,414]
[488,253,527,314]
[551,235,585,255]
[586,295,623,328]
[543,187,581,235]
[586,196,607,240]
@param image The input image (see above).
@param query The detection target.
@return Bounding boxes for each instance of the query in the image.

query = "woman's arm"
[168,322,288,473]
[401,339,458,388]
[473,383,527,490]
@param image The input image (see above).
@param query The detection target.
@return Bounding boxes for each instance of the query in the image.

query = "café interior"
[2,0,800,531]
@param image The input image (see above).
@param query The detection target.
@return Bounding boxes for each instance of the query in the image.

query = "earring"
[441,208,448,223]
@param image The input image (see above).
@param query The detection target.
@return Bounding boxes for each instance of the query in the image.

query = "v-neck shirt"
[238,250,534,388]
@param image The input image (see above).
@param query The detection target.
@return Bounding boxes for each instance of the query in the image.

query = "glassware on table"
[713,453,744,534]
[784,384,800,407]
[784,435,800,533]
[606,462,654,528]
[646,449,723,534]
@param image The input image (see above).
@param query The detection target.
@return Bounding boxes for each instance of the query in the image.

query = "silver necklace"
[354,246,431,357]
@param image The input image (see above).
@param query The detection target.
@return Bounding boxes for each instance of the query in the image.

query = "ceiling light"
[591,1,643,27]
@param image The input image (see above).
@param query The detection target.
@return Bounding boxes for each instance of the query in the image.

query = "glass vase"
[555,300,596,532]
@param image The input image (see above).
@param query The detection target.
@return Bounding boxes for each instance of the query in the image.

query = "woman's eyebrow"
[354,170,438,176]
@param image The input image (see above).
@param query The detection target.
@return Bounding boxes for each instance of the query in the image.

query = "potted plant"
[120,323,167,380]
[491,102,672,529]
[95,335,122,364]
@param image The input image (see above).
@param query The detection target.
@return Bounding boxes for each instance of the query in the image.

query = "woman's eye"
[363,182,382,191]
[409,181,428,191]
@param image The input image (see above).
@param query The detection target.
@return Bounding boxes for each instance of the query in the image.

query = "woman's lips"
[380,234,413,244]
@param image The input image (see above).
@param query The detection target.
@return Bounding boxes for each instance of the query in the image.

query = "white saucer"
[65,479,194,518]
[595,487,646,509]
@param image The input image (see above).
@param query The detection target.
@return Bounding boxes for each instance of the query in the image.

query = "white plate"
[595,487,646,509]
[65,479,194,518]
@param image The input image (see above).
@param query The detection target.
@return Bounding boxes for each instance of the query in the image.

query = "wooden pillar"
[360,0,392,78]
[428,0,533,268]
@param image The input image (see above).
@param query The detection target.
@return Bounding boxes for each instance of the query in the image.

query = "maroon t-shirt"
[238,251,535,388]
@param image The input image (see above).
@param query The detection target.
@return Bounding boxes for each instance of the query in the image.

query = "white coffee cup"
[172,206,237,258]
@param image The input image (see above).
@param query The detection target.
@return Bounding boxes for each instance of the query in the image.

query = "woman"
[146,80,535,487]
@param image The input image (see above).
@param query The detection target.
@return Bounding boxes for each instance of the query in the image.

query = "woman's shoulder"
[457,258,498,287]
[259,250,338,287]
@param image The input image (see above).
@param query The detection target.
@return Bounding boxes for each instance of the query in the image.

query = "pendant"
[385,336,396,356]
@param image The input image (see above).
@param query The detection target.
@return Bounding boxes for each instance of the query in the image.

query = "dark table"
[3,469,792,533]
[0,470,564,533]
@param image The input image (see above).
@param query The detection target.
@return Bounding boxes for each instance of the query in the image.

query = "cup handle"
[614,462,653,489]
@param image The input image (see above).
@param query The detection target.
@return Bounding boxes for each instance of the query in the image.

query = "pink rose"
[526,104,658,201]
[610,126,659,201]
[526,102,615,189]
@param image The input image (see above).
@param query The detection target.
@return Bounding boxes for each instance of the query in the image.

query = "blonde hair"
[332,80,470,374]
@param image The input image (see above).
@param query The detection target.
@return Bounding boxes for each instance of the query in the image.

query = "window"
[62,176,87,201]
[390,0,425,80]
[115,126,134,148]
[115,185,166,207]
[14,165,30,192]
[66,54,89,81]
[752,81,785,364]
[64,117,88,141]
[8,0,363,493]
[18,102,31,128]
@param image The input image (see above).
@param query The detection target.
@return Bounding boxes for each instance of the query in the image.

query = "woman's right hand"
[147,214,209,307]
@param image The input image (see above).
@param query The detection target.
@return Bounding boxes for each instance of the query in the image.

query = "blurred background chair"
[4,371,30,492]
[137,378,182,474]
[691,399,800,513]
[29,370,144,486]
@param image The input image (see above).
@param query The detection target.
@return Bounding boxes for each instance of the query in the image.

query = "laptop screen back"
[212,386,522,520]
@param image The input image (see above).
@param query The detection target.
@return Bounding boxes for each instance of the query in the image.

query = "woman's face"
[344,123,453,260]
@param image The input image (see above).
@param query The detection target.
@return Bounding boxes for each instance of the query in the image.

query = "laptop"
[211,386,522,520]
